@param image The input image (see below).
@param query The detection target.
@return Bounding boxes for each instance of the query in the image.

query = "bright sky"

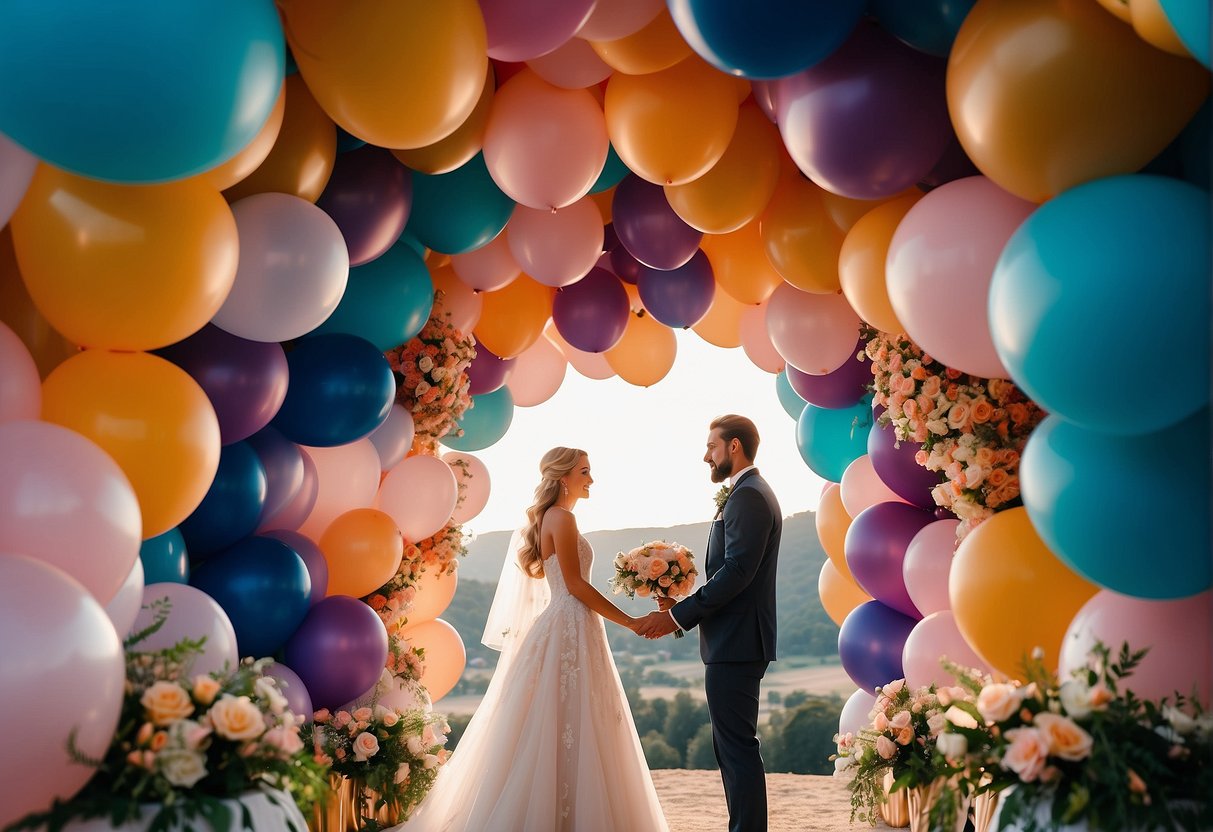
[458,329,828,535]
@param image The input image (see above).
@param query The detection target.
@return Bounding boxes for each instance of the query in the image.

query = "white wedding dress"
[394,535,670,832]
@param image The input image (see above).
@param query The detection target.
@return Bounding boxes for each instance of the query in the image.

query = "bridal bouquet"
[609,540,697,602]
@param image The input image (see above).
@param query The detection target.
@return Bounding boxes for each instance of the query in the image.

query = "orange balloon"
[701,219,784,305]
[201,84,286,191]
[664,102,781,234]
[1128,0,1193,57]
[473,274,554,358]
[815,483,855,581]
[409,568,459,624]
[818,559,873,628]
[11,166,238,352]
[320,508,404,599]
[950,508,1098,679]
[589,186,614,224]
[392,64,494,175]
[1094,0,1132,22]
[605,310,677,386]
[41,350,221,538]
[279,0,488,150]
[948,0,1209,203]
[820,187,917,235]
[759,165,845,294]
[605,55,740,186]
[402,618,466,702]
[837,192,922,335]
[623,281,646,314]
[691,285,745,348]
[224,74,337,204]
[587,8,693,75]
[0,229,77,378]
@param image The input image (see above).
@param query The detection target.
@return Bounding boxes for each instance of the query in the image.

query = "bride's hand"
[655,597,674,612]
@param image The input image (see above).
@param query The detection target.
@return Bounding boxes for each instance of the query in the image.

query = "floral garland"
[864,329,1045,537]
[385,300,476,453]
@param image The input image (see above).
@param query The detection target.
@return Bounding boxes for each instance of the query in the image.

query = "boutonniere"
[713,485,732,516]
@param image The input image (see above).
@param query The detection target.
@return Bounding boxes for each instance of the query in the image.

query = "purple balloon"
[838,600,918,691]
[264,661,314,723]
[868,417,941,509]
[612,174,703,270]
[603,222,620,253]
[284,596,388,711]
[637,250,715,328]
[263,529,329,606]
[247,427,305,526]
[316,146,412,267]
[466,343,517,396]
[919,132,980,190]
[776,22,951,199]
[157,325,288,445]
[552,267,631,353]
[609,244,643,284]
[258,446,318,533]
[845,501,933,618]
[786,340,869,408]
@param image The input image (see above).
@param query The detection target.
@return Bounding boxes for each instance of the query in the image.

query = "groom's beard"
[709,458,733,483]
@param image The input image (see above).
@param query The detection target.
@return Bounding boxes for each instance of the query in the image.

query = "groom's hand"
[655,597,675,612]
[636,611,678,639]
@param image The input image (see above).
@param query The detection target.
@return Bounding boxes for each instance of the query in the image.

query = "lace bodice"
[543,535,593,600]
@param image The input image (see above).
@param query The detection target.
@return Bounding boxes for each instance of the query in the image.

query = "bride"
[393,447,670,831]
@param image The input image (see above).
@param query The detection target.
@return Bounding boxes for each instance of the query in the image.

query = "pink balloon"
[481,0,595,62]
[213,193,350,343]
[578,0,664,41]
[507,198,604,287]
[297,439,382,540]
[547,324,617,379]
[104,556,145,640]
[442,451,492,524]
[764,282,859,375]
[258,445,318,533]
[838,687,878,738]
[739,300,784,374]
[902,610,992,689]
[0,131,38,228]
[368,404,416,472]
[841,454,907,517]
[886,176,1035,379]
[0,556,124,827]
[508,332,568,406]
[432,266,484,334]
[132,582,240,677]
[378,453,459,543]
[1060,590,1212,709]
[484,70,609,210]
[409,568,460,624]
[903,519,959,617]
[0,321,40,422]
[451,233,521,292]
[527,36,614,89]
[0,421,141,604]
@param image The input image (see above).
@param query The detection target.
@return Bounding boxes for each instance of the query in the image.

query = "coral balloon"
[321,509,404,599]
[815,483,855,581]
[401,618,466,702]
[691,286,745,349]
[819,559,873,628]
[950,508,1097,679]
[902,519,959,617]
[548,323,617,380]
[759,166,845,294]
[480,0,594,62]
[11,166,238,352]
[378,454,459,543]
[605,311,678,387]
[296,440,383,542]
[947,0,1209,203]
[508,198,604,287]
[588,8,694,76]
[443,451,492,524]
[902,610,991,690]
[701,221,783,306]
[431,263,484,335]
[451,231,521,292]
[393,65,495,176]
[409,568,460,624]
[526,36,614,90]
[764,282,860,375]
[840,456,907,518]
[738,301,784,374]
[474,275,554,359]
[838,192,920,335]
[507,332,568,407]
[42,351,220,538]
[0,321,40,423]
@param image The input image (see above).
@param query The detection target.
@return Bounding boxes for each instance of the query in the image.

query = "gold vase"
[905,778,971,832]
[972,788,1000,832]
[310,774,356,832]
[348,780,404,830]
[881,770,910,828]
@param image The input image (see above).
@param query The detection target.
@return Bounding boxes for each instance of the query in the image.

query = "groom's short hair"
[711,414,759,460]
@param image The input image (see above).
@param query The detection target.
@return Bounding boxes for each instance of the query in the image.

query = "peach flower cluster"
[385,304,475,452]
[609,540,697,600]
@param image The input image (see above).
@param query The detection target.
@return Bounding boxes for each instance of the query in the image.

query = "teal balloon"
[0,1,284,183]
[311,241,434,351]
[775,371,807,420]
[795,396,873,482]
[590,144,630,194]
[1021,411,1211,599]
[442,387,514,452]
[140,528,189,585]
[868,0,976,58]
[990,175,1210,436]
[1158,0,1210,68]
[406,153,514,255]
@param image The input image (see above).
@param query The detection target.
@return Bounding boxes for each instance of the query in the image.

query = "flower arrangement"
[940,643,1213,831]
[10,602,326,832]
[305,704,450,824]
[713,485,731,517]
[385,301,476,452]
[863,329,1045,538]
[609,540,698,602]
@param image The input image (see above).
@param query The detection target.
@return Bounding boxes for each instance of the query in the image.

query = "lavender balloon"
[845,501,933,618]
[838,600,918,691]
[258,447,318,534]
[786,341,869,409]
[637,250,715,329]
[612,174,703,270]
[466,343,517,396]
[263,529,329,606]
[264,661,314,723]
[284,596,388,710]
[247,427,305,526]
[316,145,412,267]
[552,267,631,353]
[868,417,941,509]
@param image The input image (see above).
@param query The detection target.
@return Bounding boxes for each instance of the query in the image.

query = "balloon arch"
[0,0,1209,816]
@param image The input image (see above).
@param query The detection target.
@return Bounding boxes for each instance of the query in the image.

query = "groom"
[637,414,782,832]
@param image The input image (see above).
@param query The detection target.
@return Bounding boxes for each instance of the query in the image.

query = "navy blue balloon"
[795,396,873,482]
[263,530,329,606]
[140,528,190,585]
[868,0,976,58]
[179,441,267,556]
[775,371,807,420]
[1021,411,1211,599]
[668,0,866,79]
[838,600,918,691]
[637,250,715,328]
[407,153,515,255]
[442,387,514,452]
[190,536,311,659]
[272,334,395,447]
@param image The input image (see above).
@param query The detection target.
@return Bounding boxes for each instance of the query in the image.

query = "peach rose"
[192,676,221,707]
[876,736,897,760]
[1001,727,1048,782]
[142,681,195,726]
[353,731,380,762]
[873,711,889,732]
[1033,713,1093,761]
[889,711,911,731]
[648,558,669,579]
[208,695,266,741]
[895,727,914,746]
[977,683,1023,724]
[352,707,374,723]
[971,400,994,424]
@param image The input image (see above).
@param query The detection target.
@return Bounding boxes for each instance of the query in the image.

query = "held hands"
[655,597,675,612]
[635,610,679,640]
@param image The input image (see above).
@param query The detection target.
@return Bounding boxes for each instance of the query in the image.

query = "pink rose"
[876,736,897,760]
[1001,727,1048,782]
[1033,713,1093,761]
[352,731,380,762]
[889,711,911,731]
[352,707,373,723]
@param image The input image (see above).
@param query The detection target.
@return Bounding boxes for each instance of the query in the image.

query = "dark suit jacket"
[671,469,781,664]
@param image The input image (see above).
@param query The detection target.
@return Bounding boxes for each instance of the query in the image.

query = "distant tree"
[641,731,682,769]
[663,691,710,765]
[686,723,718,770]
[783,689,810,709]
[631,695,669,737]
[768,690,783,706]
[444,712,473,751]
[764,697,844,774]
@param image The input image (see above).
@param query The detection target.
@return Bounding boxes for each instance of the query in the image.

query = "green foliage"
[640,732,682,769]
[686,723,718,771]
[663,691,711,766]
[763,695,844,775]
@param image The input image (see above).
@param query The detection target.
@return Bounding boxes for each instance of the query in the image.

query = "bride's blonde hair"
[518,447,586,579]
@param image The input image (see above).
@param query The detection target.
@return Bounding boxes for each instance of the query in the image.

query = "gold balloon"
[819,559,873,628]
[587,8,692,76]
[201,84,286,191]
[700,220,783,306]
[605,310,677,386]
[837,192,922,335]
[759,164,845,294]
[392,64,494,175]
[815,483,855,581]
[473,275,554,359]
[409,568,459,624]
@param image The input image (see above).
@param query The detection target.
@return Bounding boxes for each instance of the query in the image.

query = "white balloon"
[104,556,145,640]
[368,404,416,471]
[442,451,491,524]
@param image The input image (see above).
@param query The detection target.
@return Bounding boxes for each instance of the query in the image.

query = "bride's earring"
[561,482,568,496]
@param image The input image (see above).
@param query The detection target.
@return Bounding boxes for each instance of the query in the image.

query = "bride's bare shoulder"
[541,506,578,534]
